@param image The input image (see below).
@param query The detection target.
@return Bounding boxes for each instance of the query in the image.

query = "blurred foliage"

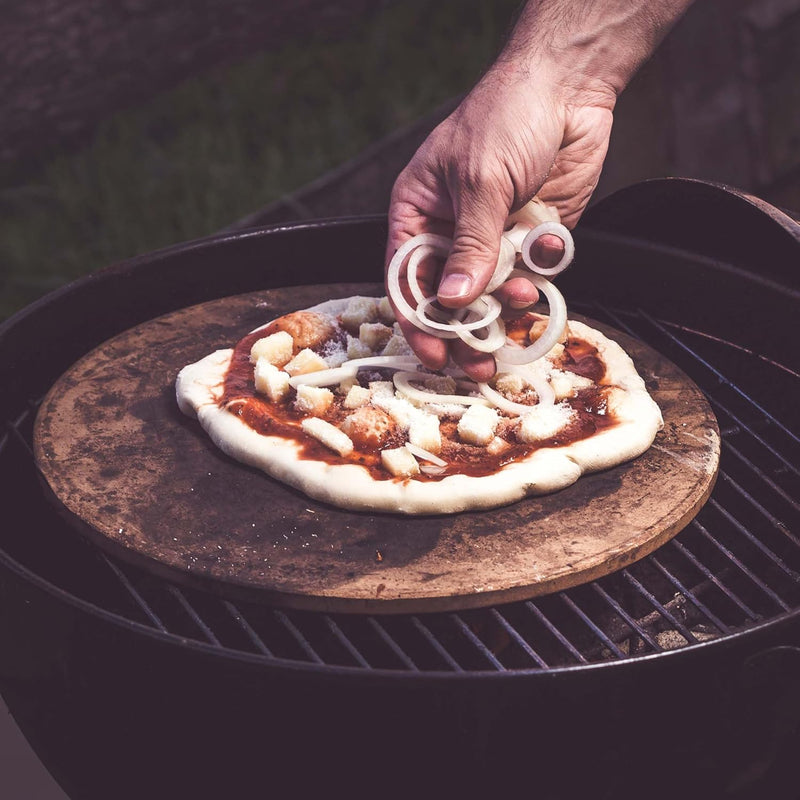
[0,0,520,319]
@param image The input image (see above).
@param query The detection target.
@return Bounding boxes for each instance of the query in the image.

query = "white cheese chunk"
[381,446,420,478]
[408,411,442,454]
[494,372,526,396]
[359,322,393,351]
[381,333,413,357]
[371,394,417,432]
[457,404,500,445]
[342,385,372,409]
[301,417,354,456]
[377,296,395,324]
[253,359,290,402]
[486,436,511,456]
[346,335,373,360]
[423,374,457,395]
[368,380,395,399]
[294,384,334,416]
[284,348,328,376]
[249,330,293,366]
[550,369,594,401]
[518,403,575,442]
[341,297,379,330]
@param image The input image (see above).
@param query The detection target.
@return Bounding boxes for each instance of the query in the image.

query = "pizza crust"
[176,298,663,515]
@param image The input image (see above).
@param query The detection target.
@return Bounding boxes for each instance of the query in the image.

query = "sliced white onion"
[477,382,539,417]
[393,371,491,407]
[451,317,507,353]
[404,442,448,467]
[485,235,517,292]
[289,356,420,388]
[495,270,567,365]
[494,364,556,406]
[415,295,502,333]
[507,198,560,228]
[420,464,448,476]
[521,222,574,277]
[386,233,453,337]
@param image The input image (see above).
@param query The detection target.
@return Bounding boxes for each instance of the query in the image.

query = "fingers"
[394,316,449,372]
[528,233,565,271]
[450,339,496,383]
[494,276,539,310]
[437,192,509,309]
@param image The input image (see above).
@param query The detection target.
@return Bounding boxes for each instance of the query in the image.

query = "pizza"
[175,294,663,515]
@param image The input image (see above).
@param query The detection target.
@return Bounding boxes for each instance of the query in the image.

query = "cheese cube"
[340,297,379,331]
[347,335,373,360]
[342,385,371,409]
[550,369,593,401]
[284,348,328,376]
[457,404,500,445]
[494,372,526,396]
[423,375,457,395]
[249,330,293,366]
[377,297,395,324]
[408,411,442,454]
[371,394,417,431]
[381,446,420,478]
[294,385,334,416]
[301,418,353,456]
[486,436,511,456]
[253,359,290,402]
[368,380,395,399]
[381,334,412,356]
[359,322,393,352]
[518,403,574,442]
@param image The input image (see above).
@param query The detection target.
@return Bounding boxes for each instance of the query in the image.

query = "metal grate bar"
[668,538,759,622]
[450,614,506,671]
[708,495,800,584]
[639,311,800,446]
[558,592,627,659]
[366,617,419,671]
[272,610,324,664]
[621,569,698,643]
[99,556,167,632]
[166,585,222,646]
[590,582,662,651]
[323,616,371,668]
[410,616,463,672]
[719,466,800,540]
[223,601,274,657]
[525,600,588,663]
[489,608,549,668]
[710,395,799,478]
[691,520,790,612]
[647,554,730,634]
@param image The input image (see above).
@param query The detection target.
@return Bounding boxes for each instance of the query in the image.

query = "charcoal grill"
[1,178,798,799]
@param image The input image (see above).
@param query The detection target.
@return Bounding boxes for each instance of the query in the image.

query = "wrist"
[495,0,693,108]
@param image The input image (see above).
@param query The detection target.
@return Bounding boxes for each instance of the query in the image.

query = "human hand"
[385,0,692,380]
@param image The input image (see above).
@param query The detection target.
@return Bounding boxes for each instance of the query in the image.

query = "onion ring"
[521,222,574,277]
[495,270,567,365]
[393,371,491,407]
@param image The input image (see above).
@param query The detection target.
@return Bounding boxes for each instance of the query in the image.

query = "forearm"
[495,0,693,105]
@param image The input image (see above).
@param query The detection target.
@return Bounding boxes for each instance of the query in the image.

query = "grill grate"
[1,302,798,674]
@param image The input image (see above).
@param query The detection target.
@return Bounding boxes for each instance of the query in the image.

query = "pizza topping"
[385,199,572,366]
[359,322,393,351]
[518,403,576,443]
[294,385,334,416]
[381,446,421,478]
[340,406,396,449]
[218,304,618,482]
[250,330,294,366]
[284,348,328,376]
[457,404,500,446]
[301,417,354,457]
[254,359,291,402]
[271,311,337,351]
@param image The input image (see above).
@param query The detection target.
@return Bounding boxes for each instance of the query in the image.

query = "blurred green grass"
[0,0,519,320]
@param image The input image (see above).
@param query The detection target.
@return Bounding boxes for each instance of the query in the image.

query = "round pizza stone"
[34,284,720,613]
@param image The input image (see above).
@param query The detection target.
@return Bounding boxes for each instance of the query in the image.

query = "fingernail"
[509,299,534,310]
[438,273,472,299]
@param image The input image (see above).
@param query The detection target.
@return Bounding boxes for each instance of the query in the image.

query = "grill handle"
[583,177,800,290]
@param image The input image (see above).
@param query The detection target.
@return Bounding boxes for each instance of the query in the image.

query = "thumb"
[437,195,509,309]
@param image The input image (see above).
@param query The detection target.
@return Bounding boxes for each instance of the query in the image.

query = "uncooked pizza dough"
[176,296,663,514]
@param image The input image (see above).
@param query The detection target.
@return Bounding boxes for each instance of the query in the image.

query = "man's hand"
[385,0,692,380]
